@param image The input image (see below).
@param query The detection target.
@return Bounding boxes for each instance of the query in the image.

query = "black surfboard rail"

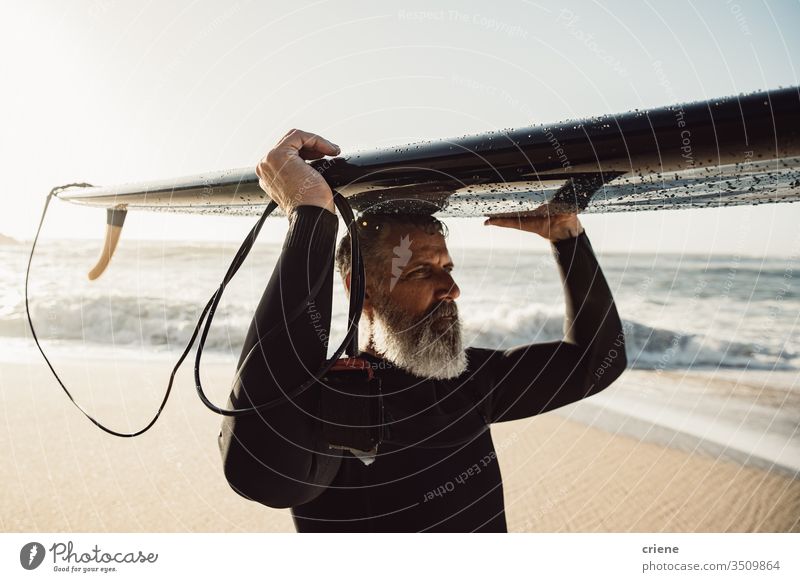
[57,86,800,217]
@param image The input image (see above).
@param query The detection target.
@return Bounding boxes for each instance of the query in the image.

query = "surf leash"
[25,186,366,436]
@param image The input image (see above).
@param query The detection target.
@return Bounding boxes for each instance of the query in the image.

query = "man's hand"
[483,203,584,241]
[256,129,341,215]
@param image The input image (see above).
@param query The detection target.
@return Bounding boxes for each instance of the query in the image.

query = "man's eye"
[405,267,429,278]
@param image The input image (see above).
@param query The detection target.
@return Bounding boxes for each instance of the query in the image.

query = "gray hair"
[335,212,448,289]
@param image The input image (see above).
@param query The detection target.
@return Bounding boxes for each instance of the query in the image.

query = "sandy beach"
[1,353,798,533]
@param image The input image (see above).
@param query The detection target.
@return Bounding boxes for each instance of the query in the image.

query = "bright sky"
[2,0,799,256]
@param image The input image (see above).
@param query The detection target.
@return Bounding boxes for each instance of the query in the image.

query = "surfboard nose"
[88,207,127,280]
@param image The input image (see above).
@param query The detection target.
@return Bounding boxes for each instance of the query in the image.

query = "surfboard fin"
[88,207,127,280]
[549,173,619,210]
[486,171,626,219]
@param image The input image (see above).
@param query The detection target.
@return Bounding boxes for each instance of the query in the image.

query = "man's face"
[359,225,468,379]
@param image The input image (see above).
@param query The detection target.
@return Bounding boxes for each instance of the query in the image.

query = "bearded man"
[218,129,627,532]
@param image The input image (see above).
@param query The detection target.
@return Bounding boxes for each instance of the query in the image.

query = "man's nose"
[435,272,460,301]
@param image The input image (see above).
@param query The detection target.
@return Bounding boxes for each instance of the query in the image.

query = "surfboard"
[53,86,800,277]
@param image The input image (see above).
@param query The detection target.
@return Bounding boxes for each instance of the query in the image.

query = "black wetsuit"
[218,205,627,532]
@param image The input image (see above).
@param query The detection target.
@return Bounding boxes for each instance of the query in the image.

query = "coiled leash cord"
[25,185,366,437]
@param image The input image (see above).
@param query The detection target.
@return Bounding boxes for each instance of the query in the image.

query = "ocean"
[3,237,797,371]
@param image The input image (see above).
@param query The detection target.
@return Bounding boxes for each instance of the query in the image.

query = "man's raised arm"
[218,130,343,508]
[470,209,627,424]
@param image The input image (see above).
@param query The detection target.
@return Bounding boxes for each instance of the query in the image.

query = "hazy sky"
[2,0,799,256]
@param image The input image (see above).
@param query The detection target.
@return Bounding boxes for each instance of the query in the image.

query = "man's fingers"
[277,128,340,158]
[484,216,546,229]
[257,128,341,180]
[254,129,340,215]
[298,145,332,161]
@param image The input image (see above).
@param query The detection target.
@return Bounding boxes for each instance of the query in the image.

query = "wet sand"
[1,355,797,532]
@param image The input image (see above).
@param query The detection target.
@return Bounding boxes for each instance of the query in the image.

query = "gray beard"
[360,295,468,380]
